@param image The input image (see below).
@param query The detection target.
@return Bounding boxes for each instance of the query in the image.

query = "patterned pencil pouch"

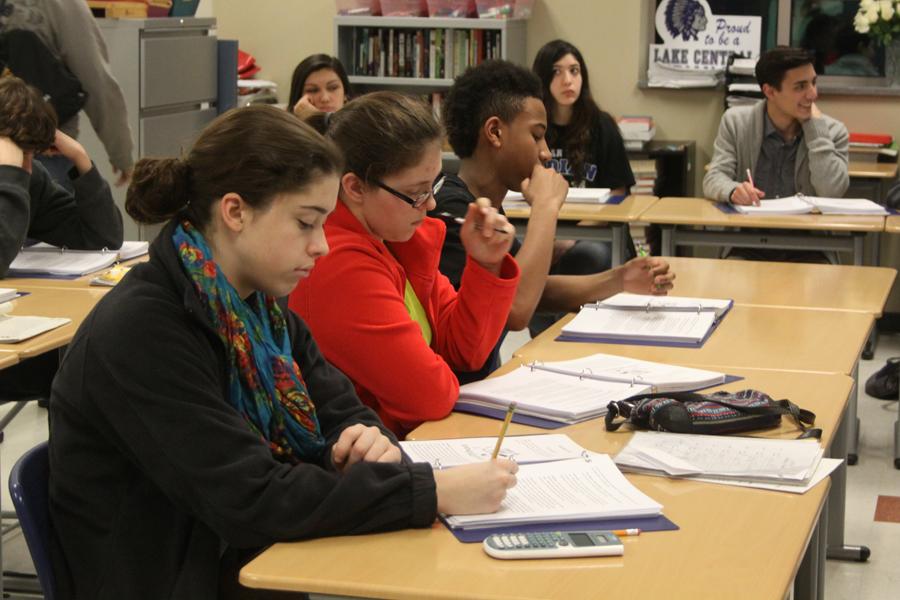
[605,389,821,439]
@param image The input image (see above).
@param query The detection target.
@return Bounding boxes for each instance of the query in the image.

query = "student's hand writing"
[730,181,764,206]
[621,256,675,296]
[331,424,401,473]
[0,136,25,168]
[459,198,515,275]
[520,162,568,215]
[292,94,320,119]
[434,459,518,515]
[50,130,92,175]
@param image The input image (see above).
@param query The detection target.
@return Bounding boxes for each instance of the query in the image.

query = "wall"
[212,0,900,307]
[212,0,900,191]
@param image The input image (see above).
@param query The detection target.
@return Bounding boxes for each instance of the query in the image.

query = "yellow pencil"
[491,402,517,459]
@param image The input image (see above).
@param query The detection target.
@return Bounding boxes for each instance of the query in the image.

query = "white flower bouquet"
[854,0,900,45]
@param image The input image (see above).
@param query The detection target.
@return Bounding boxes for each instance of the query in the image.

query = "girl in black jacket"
[48,105,516,600]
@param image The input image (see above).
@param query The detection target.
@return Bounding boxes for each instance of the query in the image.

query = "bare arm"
[539,257,676,313]
[505,164,568,331]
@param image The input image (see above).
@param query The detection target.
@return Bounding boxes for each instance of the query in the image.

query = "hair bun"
[125,157,192,224]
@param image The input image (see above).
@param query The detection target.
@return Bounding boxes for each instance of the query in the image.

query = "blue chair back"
[8,441,57,600]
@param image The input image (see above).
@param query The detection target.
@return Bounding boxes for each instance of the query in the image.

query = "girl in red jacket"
[289,92,521,438]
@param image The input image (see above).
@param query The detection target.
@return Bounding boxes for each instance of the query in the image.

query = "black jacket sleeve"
[26,160,124,251]
[80,291,437,550]
[0,165,32,277]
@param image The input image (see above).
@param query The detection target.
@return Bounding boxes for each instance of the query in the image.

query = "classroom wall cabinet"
[79,17,219,241]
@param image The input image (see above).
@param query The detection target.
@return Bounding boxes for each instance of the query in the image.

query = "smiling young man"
[704,46,849,205]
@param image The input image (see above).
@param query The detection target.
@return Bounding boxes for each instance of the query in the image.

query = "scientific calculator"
[482,530,624,559]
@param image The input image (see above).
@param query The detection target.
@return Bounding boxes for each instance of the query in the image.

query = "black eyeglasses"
[373,175,446,209]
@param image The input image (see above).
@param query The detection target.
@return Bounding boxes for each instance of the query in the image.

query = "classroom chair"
[8,441,58,600]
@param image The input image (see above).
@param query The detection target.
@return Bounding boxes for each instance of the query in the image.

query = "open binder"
[8,241,149,278]
[401,435,676,541]
[454,353,732,427]
[559,293,733,347]
[724,194,891,216]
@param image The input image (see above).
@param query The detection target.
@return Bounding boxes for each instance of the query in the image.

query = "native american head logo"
[665,0,709,41]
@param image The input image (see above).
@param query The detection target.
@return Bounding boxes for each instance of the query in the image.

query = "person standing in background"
[1,0,134,187]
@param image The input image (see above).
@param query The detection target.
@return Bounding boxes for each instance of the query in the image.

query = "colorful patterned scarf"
[173,222,325,463]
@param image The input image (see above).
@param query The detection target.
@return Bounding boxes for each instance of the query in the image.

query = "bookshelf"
[334,16,527,93]
[334,16,526,171]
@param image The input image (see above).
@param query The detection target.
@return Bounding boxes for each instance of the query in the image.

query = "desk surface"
[642,197,886,232]
[0,351,18,371]
[515,305,871,377]
[0,288,105,359]
[665,257,896,316]
[848,161,898,179]
[887,216,900,234]
[241,367,847,600]
[504,195,658,223]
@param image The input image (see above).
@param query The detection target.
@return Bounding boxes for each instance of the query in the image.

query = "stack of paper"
[531,353,727,394]
[456,367,651,424]
[8,250,117,277]
[805,196,888,216]
[732,196,815,215]
[503,188,611,206]
[400,434,587,468]
[561,293,732,346]
[733,195,888,216]
[614,431,836,493]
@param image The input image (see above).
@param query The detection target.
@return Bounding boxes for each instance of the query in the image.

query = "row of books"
[347,27,502,79]
[618,115,655,152]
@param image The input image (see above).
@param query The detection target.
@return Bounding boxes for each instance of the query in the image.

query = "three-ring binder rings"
[453,353,728,426]
[558,293,733,346]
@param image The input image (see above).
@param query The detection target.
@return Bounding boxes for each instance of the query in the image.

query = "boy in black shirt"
[431,61,674,381]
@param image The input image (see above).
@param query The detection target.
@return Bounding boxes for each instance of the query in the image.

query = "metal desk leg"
[847,362,860,466]
[611,224,624,267]
[661,226,674,256]
[795,506,822,600]
[826,386,871,561]
[895,370,900,469]
[853,234,864,266]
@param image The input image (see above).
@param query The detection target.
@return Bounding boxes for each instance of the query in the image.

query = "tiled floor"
[1,332,898,599]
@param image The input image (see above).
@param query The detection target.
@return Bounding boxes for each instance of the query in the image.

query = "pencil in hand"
[491,402,517,460]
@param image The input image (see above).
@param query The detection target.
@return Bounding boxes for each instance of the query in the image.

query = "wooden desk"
[0,288,106,359]
[642,197,885,265]
[848,161,898,180]
[887,216,900,234]
[515,306,871,378]
[665,257,896,316]
[503,196,658,266]
[241,367,848,600]
[0,351,18,371]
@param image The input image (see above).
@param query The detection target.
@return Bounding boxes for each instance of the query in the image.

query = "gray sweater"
[0,162,123,278]
[703,100,849,202]
[1,0,134,172]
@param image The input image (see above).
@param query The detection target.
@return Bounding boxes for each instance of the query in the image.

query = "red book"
[849,132,893,146]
